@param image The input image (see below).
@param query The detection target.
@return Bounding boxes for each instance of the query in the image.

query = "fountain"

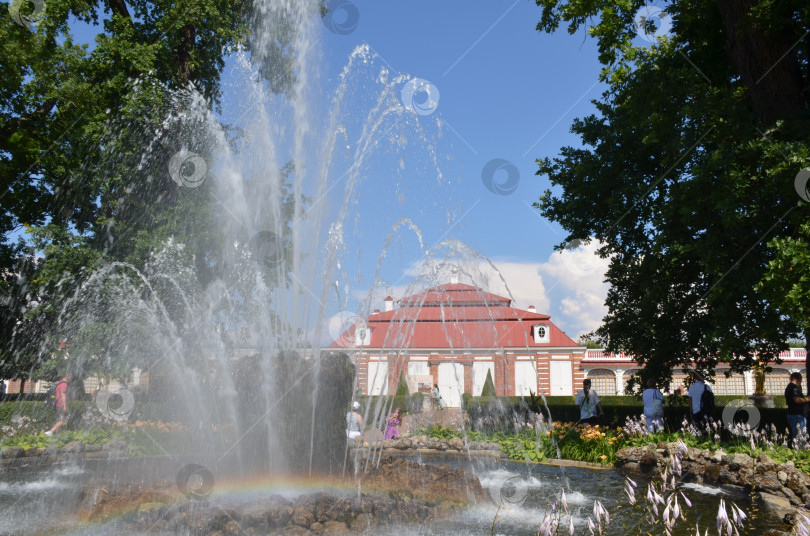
[0,1,798,535]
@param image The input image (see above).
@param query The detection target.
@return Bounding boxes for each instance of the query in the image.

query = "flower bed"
[418,413,810,473]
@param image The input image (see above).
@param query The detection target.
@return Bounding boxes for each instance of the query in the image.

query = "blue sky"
[301,0,612,339]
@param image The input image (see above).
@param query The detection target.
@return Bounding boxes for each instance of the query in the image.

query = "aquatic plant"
[522,439,753,536]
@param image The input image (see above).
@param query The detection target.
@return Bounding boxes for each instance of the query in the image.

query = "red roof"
[329,283,578,349]
[397,283,511,307]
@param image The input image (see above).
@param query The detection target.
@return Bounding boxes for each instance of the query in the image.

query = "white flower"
[539,514,552,535]
[731,503,747,526]
[625,486,636,505]
[717,498,730,534]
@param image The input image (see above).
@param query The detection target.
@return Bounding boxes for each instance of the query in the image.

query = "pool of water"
[0,453,782,535]
[392,452,779,536]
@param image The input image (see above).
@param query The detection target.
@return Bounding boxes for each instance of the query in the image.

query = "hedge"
[0,400,92,428]
[486,395,786,409]
[466,396,793,435]
[0,400,194,428]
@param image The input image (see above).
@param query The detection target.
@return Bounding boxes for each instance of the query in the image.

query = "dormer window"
[355,327,372,346]
[533,325,550,343]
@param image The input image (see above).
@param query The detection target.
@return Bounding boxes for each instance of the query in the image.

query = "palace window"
[764,369,791,395]
[587,369,617,396]
[713,372,746,395]
[532,325,550,343]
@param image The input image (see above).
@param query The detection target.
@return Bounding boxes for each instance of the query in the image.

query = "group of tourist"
[344,384,447,441]
[345,402,402,440]
[572,372,716,431]
[575,371,810,444]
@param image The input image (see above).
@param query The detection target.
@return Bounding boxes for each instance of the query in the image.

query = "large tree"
[0,0,304,380]
[533,0,809,388]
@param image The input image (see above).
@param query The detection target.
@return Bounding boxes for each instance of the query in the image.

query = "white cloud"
[538,240,610,337]
[476,261,551,313]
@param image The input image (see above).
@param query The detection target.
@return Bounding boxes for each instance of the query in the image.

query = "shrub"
[461,393,473,410]
[481,370,496,397]
[395,373,410,396]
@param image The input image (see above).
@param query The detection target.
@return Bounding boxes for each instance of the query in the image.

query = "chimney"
[373,309,380,314]
[450,266,459,284]
[384,296,394,311]
[528,305,536,313]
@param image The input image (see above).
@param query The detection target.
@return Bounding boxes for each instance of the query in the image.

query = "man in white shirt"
[575,379,604,425]
[687,372,711,423]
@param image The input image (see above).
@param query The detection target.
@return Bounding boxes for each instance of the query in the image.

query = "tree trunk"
[805,328,810,377]
[177,25,195,85]
[715,0,806,124]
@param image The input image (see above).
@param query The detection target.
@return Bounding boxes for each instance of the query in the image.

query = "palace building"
[328,281,808,407]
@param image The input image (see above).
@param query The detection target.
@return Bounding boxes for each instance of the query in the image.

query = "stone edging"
[0,439,129,468]
[616,442,810,531]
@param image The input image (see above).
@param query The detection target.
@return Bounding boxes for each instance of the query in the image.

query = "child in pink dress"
[384,407,401,440]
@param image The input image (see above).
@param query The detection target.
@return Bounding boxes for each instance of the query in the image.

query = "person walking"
[432,384,445,410]
[642,379,665,433]
[45,373,73,436]
[687,372,712,424]
[785,372,810,447]
[346,401,363,439]
[575,379,604,425]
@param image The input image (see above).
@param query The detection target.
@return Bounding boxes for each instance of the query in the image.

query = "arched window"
[764,368,791,395]
[622,369,641,395]
[587,369,617,396]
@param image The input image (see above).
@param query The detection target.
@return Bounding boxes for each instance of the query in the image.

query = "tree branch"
[0,99,57,145]
[107,0,132,21]
[715,0,806,125]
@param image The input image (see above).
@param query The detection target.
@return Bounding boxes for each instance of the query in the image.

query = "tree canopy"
[533,0,810,389]
[1,0,304,382]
